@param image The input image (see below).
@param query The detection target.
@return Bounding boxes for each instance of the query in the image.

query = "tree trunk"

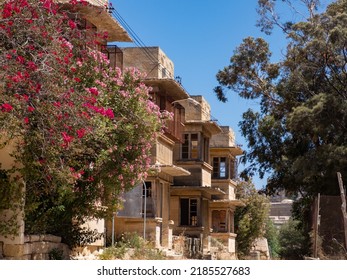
[337,172,347,250]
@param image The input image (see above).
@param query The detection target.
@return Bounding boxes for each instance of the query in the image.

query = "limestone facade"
[109,48,244,257]
[0,1,244,259]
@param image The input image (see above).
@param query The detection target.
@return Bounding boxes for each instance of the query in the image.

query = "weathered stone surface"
[31,241,55,254]
[5,254,31,260]
[3,243,31,257]
[0,210,25,245]
[0,241,3,259]
[32,253,49,260]
[41,234,62,243]
[28,235,41,243]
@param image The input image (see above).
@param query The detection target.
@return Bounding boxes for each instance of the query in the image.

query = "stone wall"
[122,47,174,79]
[1,234,70,260]
[249,238,270,260]
[210,126,236,148]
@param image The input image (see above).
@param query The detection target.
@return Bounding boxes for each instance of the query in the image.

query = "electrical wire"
[78,0,221,124]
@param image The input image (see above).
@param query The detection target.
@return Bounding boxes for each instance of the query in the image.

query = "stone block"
[0,241,3,259]
[31,241,55,254]
[25,235,40,242]
[0,232,25,245]
[32,253,49,260]
[42,234,61,243]
[3,243,31,257]
[5,254,31,260]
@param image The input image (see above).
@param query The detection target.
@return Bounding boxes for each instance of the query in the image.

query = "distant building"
[269,194,293,228]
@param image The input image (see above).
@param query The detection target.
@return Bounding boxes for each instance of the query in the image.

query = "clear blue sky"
[111,0,332,189]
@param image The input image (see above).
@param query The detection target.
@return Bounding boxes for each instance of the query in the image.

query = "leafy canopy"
[0,0,168,246]
[214,0,347,197]
[235,181,269,259]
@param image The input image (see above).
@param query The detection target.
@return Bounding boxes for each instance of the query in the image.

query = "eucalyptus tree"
[214,0,347,198]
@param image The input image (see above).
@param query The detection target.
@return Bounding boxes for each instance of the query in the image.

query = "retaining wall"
[1,234,70,260]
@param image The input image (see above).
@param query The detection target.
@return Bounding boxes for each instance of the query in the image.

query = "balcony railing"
[101,45,123,70]
[163,103,185,143]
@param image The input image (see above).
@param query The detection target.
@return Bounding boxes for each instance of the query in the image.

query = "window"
[212,210,227,233]
[180,198,198,226]
[203,137,209,162]
[162,67,167,78]
[212,157,228,179]
[182,133,199,160]
[230,158,238,180]
[142,182,154,217]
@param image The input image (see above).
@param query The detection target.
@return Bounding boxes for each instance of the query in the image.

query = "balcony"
[101,45,123,70]
[56,0,132,42]
[210,126,243,156]
[163,104,185,143]
[122,47,174,79]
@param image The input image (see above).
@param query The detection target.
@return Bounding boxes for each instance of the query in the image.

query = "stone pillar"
[207,235,211,252]
[228,237,235,253]
[155,217,162,248]
[0,138,26,258]
[0,180,26,246]
[200,227,205,254]
[168,220,174,250]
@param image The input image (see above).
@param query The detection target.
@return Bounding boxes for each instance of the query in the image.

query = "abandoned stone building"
[0,0,243,259]
[108,46,244,257]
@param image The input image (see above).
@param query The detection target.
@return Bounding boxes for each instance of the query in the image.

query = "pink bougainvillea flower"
[1,103,13,112]
[61,132,74,147]
[76,128,86,138]
[87,87,99,96]
[27,61,37,71]
[53,101,61,108]
[68,20,77,29]
[16,56,25,64]
[104,108,114,119]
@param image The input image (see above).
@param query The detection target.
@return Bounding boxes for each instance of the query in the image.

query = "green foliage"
[264,218,280,259]
[278,219,310,259]
[98,246,127,260]
[235,181,270,259]
[215,0,347,199]
[0,168,24,236]
[0,0,166,246]
[48,248,64,260]
[99,232,164,260]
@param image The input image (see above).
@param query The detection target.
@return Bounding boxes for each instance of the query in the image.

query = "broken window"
[212,210,227,233]
[142,181,154,218]
[212,157,228,179]
[181,133,200,160]
[180,198,198,226]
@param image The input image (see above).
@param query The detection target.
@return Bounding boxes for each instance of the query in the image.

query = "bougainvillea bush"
[0,0,167,246]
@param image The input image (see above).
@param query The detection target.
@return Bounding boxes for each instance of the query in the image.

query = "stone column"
[155,217,162,248]
[168,220,174,250]
[0,180,27,259]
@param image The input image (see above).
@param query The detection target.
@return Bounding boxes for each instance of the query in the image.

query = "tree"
[264,218,280,259]
[235,181,269,259]
[0,0,167,246]
[214,0,347,199]
[278,219,309,259]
